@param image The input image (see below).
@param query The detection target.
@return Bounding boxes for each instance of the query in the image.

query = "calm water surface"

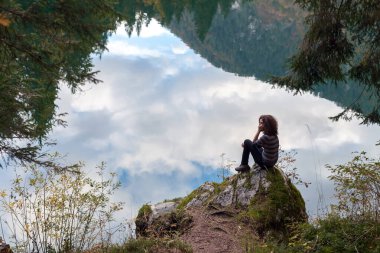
[50,19,379,220]
[1,1,379,245]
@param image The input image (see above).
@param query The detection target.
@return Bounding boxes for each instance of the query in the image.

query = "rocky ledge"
[135,167,307,252]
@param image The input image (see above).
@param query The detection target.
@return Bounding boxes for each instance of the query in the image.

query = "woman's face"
[259,118,265,131]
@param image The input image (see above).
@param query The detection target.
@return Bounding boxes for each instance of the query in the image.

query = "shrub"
[253,151,380,252]
[0,158,124,253]
[327,151,380,220]
[257,214,380,253]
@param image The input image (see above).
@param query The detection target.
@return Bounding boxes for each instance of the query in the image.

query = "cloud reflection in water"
[53,20,380,218]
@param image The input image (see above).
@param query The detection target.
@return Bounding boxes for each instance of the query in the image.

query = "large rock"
[135,167,307,241]
[178,171,269,209]
[135,201,192,238]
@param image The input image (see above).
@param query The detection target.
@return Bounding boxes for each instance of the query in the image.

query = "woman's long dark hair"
[260,115,278,136]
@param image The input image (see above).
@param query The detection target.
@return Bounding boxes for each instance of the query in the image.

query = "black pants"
[240,139,265,169]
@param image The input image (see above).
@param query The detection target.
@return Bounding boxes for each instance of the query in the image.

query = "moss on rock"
[136,204,192,238]
[136,204,153,237]
[238,168,307,241]
[177,189,199,210]
[177,182,221,209]
[136,167,308,243]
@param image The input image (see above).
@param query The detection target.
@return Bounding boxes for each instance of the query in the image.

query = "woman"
[235,115,279,172]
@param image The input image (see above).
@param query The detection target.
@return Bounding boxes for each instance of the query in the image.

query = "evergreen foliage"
[120,0,237,40]
[121,0,380,124]
[271,0,380,124]
[0,0,124,167]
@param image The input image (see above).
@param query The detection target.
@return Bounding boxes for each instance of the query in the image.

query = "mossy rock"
[135,167,307,243]
[238,168,307,241]
[136,206,192,238]
[177,182,218,209]
[135,204,153,237]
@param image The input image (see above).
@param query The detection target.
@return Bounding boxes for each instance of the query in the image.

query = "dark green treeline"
[1,0,379,166]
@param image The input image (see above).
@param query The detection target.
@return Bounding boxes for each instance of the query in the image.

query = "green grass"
[253,214,380,253]
[176,188,199,210]
[137,204,152,218]
[109,238,193,253]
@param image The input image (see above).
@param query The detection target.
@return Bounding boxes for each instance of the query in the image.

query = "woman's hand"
[253,120,264,141]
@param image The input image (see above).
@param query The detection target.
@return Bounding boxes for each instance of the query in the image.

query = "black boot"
[235,165,250,172]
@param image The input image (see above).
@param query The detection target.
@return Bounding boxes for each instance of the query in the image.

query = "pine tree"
[272,0,380,124]
[0,0,123,166]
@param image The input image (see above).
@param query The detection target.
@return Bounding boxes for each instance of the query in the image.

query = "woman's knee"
[244,139,252,146]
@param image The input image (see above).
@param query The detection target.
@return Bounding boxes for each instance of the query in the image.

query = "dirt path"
[180,207,256,253]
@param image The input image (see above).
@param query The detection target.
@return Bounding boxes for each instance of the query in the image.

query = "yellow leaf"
[8,202,15,208]
[0,190,7,198]
[0,14,11,27]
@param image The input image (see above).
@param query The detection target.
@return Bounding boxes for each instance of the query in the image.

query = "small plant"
[218,153,236,181]
[277,149,311,188]
[327,151,380,220]
[259,214,380,253]
[0,156,124,253]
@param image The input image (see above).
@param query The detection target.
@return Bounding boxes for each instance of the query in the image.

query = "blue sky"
[2,20,379,226]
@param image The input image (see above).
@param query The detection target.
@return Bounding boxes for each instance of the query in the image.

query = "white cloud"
[107,19,179,59]
[172,45,189,55]
[107,40,162,58]
[55,53,379,183]
[4,22,376,224]
[1,12,379,244]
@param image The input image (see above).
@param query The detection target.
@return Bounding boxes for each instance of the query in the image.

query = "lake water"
[1,0,379,246]
[51,11,380,220]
